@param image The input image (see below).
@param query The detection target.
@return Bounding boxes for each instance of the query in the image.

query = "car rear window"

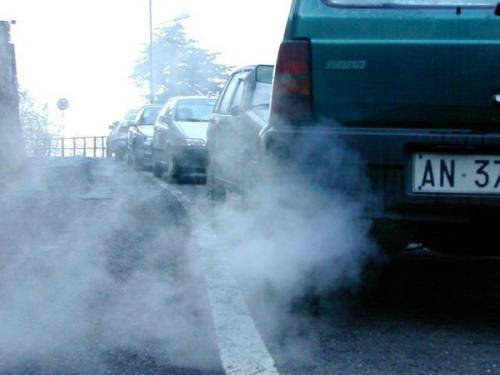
[325,0,498,6]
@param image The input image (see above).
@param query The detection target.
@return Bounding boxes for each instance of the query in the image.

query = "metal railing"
[26,136,108,158]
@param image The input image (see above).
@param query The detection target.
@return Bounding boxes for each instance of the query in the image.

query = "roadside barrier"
[25,136,108,158]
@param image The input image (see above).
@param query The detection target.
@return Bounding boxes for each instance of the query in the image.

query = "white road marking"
[146,175,279,375]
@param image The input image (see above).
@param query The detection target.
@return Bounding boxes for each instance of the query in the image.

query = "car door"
[235,76,270,188]
[210,72,250,187]
[154,100,174,164]
[128,107,143,151]
[225,74,254,187]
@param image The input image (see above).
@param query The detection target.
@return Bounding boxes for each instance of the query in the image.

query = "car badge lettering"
[326,60,367,71]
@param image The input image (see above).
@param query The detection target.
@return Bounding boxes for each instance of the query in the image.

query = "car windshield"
[326,0,497,6]
[175,99,216,122]
[125,110,138,121]
[140,106,161,125]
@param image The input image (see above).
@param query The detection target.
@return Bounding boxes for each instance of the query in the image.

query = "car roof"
[140,104,163,110]
[233,64,274,75]
[171,96,215,101]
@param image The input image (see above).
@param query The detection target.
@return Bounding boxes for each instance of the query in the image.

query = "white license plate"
[413,153,500,195]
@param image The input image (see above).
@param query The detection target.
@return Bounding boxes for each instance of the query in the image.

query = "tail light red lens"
[270,40,312,126]
[119,126,129,134]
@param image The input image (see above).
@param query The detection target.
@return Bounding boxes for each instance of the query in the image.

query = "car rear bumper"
[174,146,208,175]
[111,139,127,150]
[262,126,500,223]
[136,146,153,166]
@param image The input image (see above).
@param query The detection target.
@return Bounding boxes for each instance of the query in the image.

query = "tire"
[207,166,226,202]
[152,152,163,178]
[165,153,180,182]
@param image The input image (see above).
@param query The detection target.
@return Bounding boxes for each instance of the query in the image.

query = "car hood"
[174,121,209,141]
[138,126,154,137]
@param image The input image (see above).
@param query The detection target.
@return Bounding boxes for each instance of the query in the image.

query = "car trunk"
[291,3,500,128]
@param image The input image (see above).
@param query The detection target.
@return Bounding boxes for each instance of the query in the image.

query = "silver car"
[106,109,138,160]
[127,105,162,170]
[152,97,216,180]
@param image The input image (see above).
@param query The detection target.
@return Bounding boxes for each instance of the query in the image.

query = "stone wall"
[0,21,24,170]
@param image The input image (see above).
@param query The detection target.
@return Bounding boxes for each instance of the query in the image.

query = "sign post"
[57,98,69,136]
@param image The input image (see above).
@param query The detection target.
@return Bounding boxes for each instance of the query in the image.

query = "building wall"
[0,21,24,169]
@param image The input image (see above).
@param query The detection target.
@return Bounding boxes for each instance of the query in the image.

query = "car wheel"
[207,166,226,202]
[165,154,179,182]
[152,152,163,178]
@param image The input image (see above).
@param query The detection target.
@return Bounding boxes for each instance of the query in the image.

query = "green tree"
[132,23,232,103]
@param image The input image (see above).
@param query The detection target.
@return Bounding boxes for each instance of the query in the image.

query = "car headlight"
[183,138,206,147]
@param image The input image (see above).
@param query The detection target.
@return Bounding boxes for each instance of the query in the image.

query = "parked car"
[207,65,273,200]
[152,96,216,180]
[106,109,138,160]
[127,104,162,170]
[259,0,500,255]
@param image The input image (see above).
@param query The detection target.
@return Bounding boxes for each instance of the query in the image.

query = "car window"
[230,80,245,112]
[139,107,161,125]
[217,76,239,114]
[125,110,138,121]
[252,82,272,107]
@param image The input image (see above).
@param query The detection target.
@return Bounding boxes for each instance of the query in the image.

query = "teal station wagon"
[262,0,500,255]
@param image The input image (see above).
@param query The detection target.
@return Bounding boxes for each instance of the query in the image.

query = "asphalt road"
[172,173,500,375]
[0,159,223,374]
[0,158,499,374]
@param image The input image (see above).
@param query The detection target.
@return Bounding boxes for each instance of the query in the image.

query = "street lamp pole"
[149,0,155,104]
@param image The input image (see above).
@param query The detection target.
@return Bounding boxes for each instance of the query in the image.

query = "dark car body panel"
[286,1,500,127]
[262,0,500,254]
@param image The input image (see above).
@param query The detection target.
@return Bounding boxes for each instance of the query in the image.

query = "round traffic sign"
[57,98,70,111]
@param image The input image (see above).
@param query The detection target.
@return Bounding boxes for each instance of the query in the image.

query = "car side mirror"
[160,114,172,123]
[230,106,242,117]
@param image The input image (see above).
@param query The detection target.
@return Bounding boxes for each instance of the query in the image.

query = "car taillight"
[270,40,312,126]
[119,126,129,134]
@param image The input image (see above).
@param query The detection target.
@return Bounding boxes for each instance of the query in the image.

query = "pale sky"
[1,0,292,136]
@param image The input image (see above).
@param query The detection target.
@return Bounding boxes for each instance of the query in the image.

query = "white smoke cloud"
[0,160,221,373]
